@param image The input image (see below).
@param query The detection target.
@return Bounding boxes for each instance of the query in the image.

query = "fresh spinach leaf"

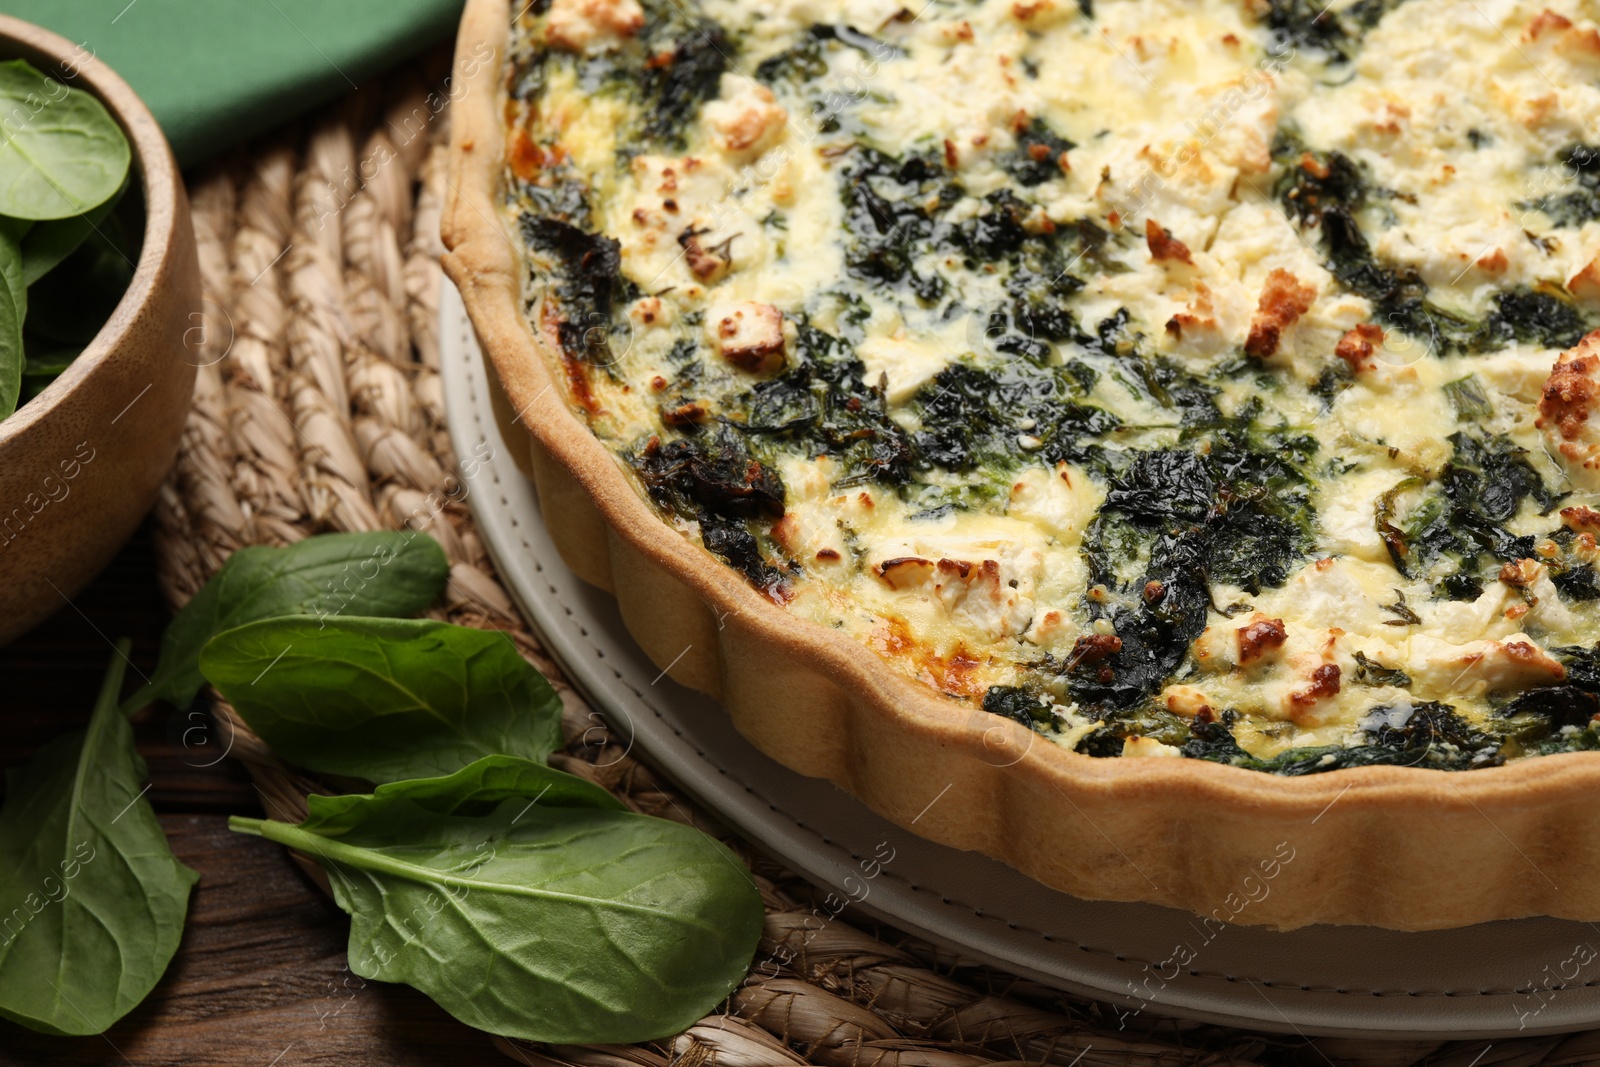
[0,232,20,418]
[23,205,138,347]
[20,344,77,378]
[0,72,135,422]
[0,60,130,221]
[0,220,25,320]
[294,756,625,827]
[123,530,450,714]
[199,616,564,783]
[17,343,80,407]
[230,768,762,1043]
[0,643,198,1035]
[20,179,127,287]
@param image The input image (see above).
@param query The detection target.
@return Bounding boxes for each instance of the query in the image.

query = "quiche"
[446,0,1600,928]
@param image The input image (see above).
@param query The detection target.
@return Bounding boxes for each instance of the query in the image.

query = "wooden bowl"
[0,17,199,645]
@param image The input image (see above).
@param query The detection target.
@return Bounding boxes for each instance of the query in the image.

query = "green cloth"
[3,0,464,166]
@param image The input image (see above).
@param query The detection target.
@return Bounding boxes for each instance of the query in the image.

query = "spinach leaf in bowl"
[0,59,134,419]
[0,230,20,417]
[22,197,139,347]
[0,59,129,220]
[19,180,127,287]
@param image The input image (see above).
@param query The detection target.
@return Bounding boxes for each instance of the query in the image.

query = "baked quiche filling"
[501,0,1600,772]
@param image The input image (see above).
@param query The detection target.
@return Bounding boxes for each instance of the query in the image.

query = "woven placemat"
[146,56,1600,1067]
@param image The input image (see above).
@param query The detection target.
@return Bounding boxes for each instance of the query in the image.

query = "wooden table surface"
[0,526,489,1066]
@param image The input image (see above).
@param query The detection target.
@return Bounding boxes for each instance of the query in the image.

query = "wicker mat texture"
[146,56,1600,1067]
